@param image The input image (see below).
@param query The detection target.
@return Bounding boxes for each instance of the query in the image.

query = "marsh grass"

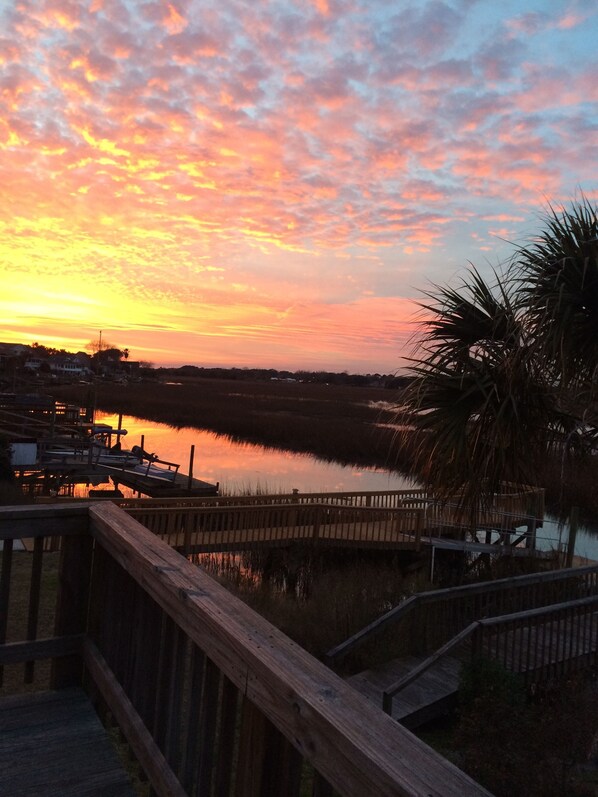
[54,378,411,471]
[195,546,423,666]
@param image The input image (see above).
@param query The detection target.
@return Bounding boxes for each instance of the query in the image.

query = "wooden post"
[525,517,537,550]
[187,445,195,492]
[312,505,321,542]
[0,538,13,687]
[566,507,579,568]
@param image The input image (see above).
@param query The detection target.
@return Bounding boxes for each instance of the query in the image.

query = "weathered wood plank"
[0,504,89,540]
[0,688,135,797]
[0,537,13,688]
[348,655,461,725]
[0,634,83,665]
[83,640,187,797]
[51,533,94,689]
[89,502,491,797]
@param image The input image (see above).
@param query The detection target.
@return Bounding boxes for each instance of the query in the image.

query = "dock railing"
[0,502,490,797]
[117,487,423,510]
[326,563,598,673]
[119,485,545,555]
[115,484,544,522]
[382,594,598,714]
[125,501,426,552]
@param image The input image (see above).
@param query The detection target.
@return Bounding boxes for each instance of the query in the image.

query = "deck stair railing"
[382,594,598,714]
[326,563,598,673]
[0,502,491,797]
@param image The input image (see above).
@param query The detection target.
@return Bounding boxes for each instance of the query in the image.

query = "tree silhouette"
[400,198,598,511]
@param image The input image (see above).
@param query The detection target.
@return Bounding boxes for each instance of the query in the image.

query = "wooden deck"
[346,606,598,727]
[124,486,546,556]
[0,688,134,796]
[347,655,461,729]
[0,502,492,797]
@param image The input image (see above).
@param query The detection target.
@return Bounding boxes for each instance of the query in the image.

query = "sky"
[0,0,596,374]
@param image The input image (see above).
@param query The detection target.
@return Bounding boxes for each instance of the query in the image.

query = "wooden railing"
[382,595,598,713]
[327,564,598,670]
[125,501,426,552]
[115,485,545,524]
[0,503,490,797]
[119,485,545,556]
[117,488,424,510]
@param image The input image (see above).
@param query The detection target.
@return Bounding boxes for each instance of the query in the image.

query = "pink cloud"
[0,0,595,372]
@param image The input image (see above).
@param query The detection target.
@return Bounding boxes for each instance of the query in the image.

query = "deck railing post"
[312,505,321,541]
[51,532,94,689]
[566,507,579,568]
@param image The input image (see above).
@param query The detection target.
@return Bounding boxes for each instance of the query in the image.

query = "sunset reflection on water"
[95,412,412,495]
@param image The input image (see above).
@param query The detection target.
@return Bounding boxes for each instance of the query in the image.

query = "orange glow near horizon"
[0,1,596,372]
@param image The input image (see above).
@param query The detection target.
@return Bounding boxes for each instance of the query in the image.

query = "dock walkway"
[0,688,134,797]
[347,655,461,729]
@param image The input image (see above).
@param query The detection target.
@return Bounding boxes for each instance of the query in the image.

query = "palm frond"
[400,268,554,509]
[515,198,598,386]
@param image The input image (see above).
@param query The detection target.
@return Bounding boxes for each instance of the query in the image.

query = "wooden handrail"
[383,622,480,714]
[327,563,598,664]
[0,503,90,540]
[88,502,490,796]
[126,501,425,552]
[382,594,598,712]
[117,488,423,509]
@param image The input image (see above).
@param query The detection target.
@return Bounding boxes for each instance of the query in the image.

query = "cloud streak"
[0,0,596,371]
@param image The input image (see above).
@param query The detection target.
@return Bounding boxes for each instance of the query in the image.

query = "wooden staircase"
[347,655,461,729]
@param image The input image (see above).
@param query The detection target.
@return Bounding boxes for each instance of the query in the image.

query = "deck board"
[0,688,136,797]
[347,655,461,728]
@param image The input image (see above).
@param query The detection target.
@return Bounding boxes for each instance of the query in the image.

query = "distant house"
[24,357,46,372]
[50,357,89,378]
[0,343,29,356]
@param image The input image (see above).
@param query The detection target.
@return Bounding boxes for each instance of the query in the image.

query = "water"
[94,412,415,495]
[90,412,598,561]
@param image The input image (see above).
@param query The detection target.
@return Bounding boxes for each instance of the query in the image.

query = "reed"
[194,546,424,663]
[55,378,413,471]
[53,378,598,516]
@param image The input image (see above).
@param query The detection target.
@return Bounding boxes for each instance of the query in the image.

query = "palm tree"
[515,199,598,442]
[400,199,598,516]
[401,268,556,513]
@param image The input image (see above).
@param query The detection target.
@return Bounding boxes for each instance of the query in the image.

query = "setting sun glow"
[0,0,596,371]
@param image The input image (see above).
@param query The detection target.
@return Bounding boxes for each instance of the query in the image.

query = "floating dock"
[106,466,218,498]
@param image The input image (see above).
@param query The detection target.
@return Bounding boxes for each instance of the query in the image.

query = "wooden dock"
[17,458,219,499]
[0,689,134,796]
[123,486,547,555]
[348,655,461,728]
[107,467,218,498]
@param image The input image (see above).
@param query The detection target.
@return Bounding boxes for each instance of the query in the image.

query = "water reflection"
[88,413,598,561]
[94,412,414,495]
